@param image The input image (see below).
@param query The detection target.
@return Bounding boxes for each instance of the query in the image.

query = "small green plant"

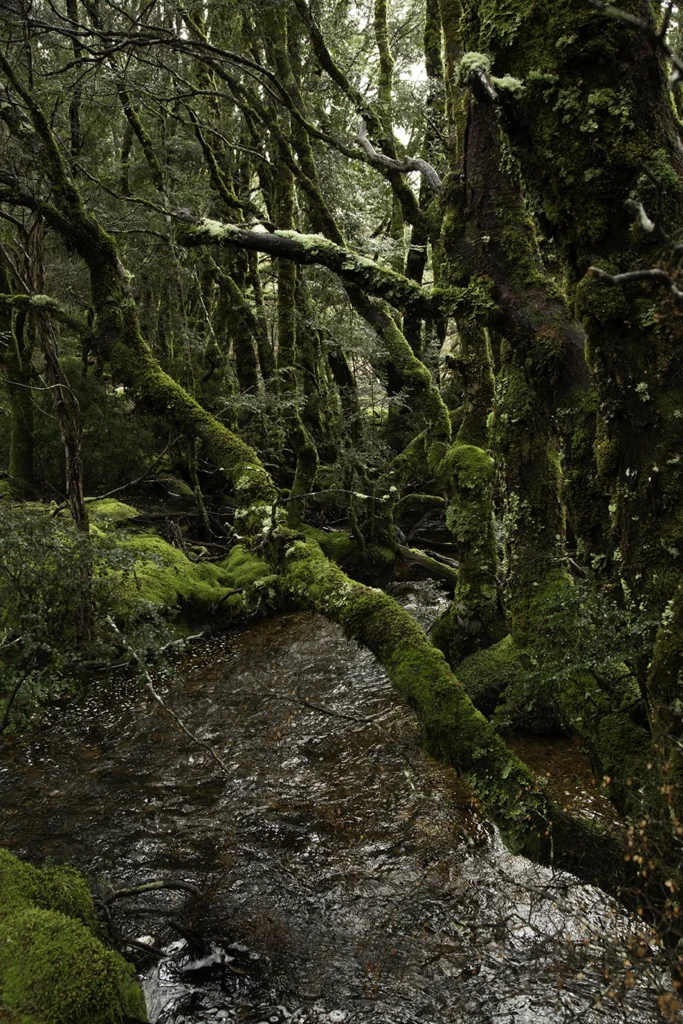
[493,579,657,734]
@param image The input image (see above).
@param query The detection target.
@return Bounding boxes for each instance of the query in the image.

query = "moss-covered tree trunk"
[0,266,34,498]
[432,321,501,662]
[461,0,683,614]
[437,36,589,640]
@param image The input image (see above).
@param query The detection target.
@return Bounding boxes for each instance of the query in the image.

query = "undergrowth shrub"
[0,504,169,732]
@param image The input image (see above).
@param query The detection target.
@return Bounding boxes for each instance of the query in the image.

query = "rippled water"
[0,580,668,1023]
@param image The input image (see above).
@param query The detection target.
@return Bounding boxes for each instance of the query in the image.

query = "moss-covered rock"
[88,498,140,524]
[117,534,273,615]
[0,848,147,1024]
[0,849,97,927]
[117,532,234,610]
[455,634,522,716]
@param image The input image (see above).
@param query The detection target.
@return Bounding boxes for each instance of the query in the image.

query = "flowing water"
[0,580,668,1023]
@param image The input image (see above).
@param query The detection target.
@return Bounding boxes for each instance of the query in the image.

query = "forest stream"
[0,582,665,1024]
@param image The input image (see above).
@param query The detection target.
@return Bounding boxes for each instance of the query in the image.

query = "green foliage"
[492,580,657,736]
[0,504,170,731]
[32,357,160,495]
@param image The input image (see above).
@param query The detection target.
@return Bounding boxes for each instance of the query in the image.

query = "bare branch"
[588,266,683,302]
[100,879,202,906]
[355,122,442,191]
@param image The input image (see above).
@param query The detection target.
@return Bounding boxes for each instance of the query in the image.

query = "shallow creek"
[0,581,665,1023]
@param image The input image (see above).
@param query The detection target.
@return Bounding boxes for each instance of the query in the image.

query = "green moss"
[303,526,395,583]
[0,908,146,1024]
[0,848,96,929]
[156,476,195,498]
[434,442,500,660]
[280,539,547,849]
[457,51,492,84]
[0,849,146,1024]
[220,543,271,587]
[440,442,494,490]
[88,499,140,524]
[462,1,680,265]
[116,533,232,610]
[454,634,522,715]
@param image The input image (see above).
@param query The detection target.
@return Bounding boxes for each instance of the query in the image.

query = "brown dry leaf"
[657,992,682,1021]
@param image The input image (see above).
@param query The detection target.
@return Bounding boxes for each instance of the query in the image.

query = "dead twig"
[588,266,683,303]
[101,879,202,906]
[255,679,375,724]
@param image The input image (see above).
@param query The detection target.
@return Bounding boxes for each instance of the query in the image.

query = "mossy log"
[396,543,459,588]
[276,535,632,893]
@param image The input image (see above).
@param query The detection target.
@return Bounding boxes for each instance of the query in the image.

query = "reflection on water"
[0,580,668,1023]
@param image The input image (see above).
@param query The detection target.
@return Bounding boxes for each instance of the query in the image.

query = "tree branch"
[355,122,442,192]
[588,266,683,302]
[174,214,480,318]
[0,292,90,336]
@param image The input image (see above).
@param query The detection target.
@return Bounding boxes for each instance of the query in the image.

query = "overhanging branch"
[0,292,90,335]
[175,214,447,317]
[588,266,683,302]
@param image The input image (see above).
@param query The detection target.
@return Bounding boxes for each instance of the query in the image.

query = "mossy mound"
[455,635,522,716]
[86,500,273,616]
[0,848,147,1024]
[119,532,232,609]
[88,498,140,523]
[217,543,277,614]
[119,534,273,613]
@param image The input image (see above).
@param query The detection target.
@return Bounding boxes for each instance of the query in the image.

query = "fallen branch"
[213,587,244,607]
[144,675,231,775]
[254,679,376,724]
[108,621,232,776]
[101,879,202,906]
[397,543,459,587]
